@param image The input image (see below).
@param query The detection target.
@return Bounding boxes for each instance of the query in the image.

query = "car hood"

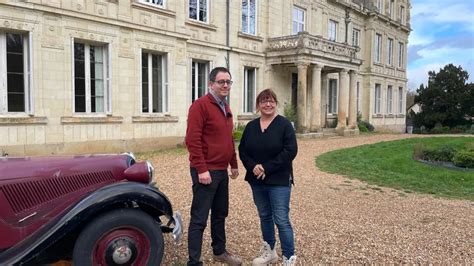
[0,154,131,181]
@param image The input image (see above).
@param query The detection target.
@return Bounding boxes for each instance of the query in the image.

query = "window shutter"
[163,54,168,113]
[106,44,112,115]
[27,31,34,115]
[0,34,6,113]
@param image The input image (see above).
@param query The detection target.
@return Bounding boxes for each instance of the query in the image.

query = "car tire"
[72,208,164,266]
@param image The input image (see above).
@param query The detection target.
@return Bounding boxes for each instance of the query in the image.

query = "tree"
[414,64,474,129]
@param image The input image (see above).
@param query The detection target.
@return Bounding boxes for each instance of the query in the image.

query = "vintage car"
[0,153,182,265]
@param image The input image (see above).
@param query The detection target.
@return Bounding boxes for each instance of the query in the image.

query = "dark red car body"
[0,153,182,265]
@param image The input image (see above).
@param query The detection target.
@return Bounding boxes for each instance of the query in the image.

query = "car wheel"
[73,208,164,266]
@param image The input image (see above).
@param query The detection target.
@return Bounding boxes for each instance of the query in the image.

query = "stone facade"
[0,0,410,155]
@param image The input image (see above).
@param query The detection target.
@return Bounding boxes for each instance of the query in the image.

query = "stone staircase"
[296,127,361,139]
[295,128,340,139]
[321,128,339,137]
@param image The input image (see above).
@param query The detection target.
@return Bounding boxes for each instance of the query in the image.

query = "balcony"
[266,32,362,65]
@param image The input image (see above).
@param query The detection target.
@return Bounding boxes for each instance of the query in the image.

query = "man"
[185,67,242,266]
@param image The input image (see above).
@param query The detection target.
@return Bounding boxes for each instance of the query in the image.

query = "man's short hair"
[209,67,232,82]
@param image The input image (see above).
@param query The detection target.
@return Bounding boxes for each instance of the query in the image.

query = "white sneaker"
[282,255,296,266]
[252,241,279,265]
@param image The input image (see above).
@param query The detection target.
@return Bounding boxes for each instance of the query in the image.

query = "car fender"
[0,182,175,265]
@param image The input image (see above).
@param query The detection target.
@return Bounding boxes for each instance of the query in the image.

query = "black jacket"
[238,115,298,186]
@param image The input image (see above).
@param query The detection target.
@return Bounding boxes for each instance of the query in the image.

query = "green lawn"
[316,137,474,201]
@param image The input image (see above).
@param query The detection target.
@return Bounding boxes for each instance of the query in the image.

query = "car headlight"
[123,152,136,167]
[146,161,154,183]
[123,161,154,184]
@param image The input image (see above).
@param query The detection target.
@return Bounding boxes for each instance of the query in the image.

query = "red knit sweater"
[185,93,238,174]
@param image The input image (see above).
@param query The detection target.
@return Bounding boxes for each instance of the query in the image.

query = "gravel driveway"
[154,134,473,264]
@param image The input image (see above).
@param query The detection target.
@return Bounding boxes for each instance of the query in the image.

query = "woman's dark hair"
[255,89,278,110]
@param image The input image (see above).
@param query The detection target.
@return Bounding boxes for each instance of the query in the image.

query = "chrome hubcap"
[112,244,133,264]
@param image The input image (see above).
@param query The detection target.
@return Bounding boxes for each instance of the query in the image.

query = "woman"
[238,89,298,266]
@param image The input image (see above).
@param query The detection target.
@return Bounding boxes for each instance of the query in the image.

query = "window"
[387,38,393,66]
[242,0,256,35]
[328,79,338,114]
[398,42,404,68]
[73,42,110,114]
[292,6,305,34]
[0,32,32,114]
[191,60,209,102]
[352,28,360,47]
[189,0,208,23]
[376,0,383,13]
[398,87,403,114]
[328,20,338,42]
[387,85,393,114]
[374,84,381,114]
[399,6,405,24]
[243,67,256,113]
[389,0,394,18]
[141,51,168,113]
[375,33,382,63]
[139,0,164,7]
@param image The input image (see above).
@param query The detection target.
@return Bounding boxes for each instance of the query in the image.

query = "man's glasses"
[214,80,233,86]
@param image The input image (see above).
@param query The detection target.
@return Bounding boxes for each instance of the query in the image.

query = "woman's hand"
[253,164,266,180]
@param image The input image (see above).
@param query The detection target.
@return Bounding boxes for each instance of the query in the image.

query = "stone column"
[348,70,358,128]
[344,10,351,44]
[337,69,349,130]
[320,72,328,127]
[296,63,309,133]
[310,64,323,132]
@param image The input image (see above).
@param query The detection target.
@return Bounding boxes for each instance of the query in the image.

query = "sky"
[407,0,474,91]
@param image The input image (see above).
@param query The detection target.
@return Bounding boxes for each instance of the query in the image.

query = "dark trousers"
[187,168,229,266]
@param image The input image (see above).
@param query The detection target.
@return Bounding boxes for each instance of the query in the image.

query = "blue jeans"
[250,183,294,258]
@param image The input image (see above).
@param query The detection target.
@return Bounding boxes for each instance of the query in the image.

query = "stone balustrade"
[267,32,361,61]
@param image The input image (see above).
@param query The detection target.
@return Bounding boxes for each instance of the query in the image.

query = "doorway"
[291,73,298,108]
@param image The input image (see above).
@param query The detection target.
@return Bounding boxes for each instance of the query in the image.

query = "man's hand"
[253,164,266,180]
[230,168,239,179]
[198,171,212,185]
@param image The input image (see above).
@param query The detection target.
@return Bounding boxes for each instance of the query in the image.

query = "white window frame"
[375,33,382,63]
[139,0,165,8]
[389,0,394,18]
[352,28,360,47]
[376,0,383,13]
[0,31,33,114]
[243,67,257,113]
[398,87,403,114]
[328,79,338,114]
[399,5,405,24]
[387,38,393,66]
[191,60,209,102]
[189,0,209,23]
[374,84,381,114]
[141,51,168,114]
[387,85,393,114]
[328,20,338,42]
[242,0,257,35]
[292,6,305,34]
[72,40,111,114]
[398,42,404,68]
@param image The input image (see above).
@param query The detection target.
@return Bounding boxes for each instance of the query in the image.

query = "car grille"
[0,171,115,213]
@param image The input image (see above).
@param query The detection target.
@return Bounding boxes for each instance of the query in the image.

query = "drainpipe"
[226,0,230,69]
